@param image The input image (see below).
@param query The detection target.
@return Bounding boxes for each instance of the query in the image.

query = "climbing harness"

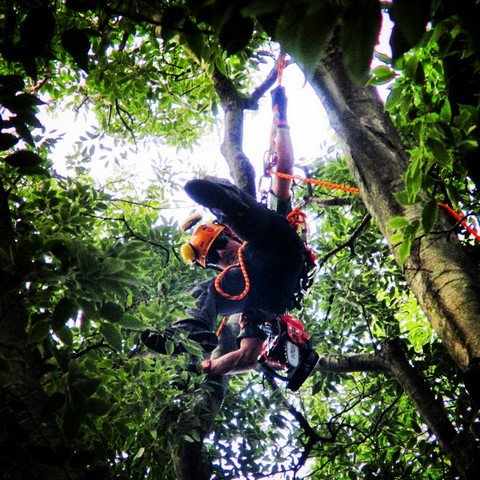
[258,315,319,391]
[285,209,318,309]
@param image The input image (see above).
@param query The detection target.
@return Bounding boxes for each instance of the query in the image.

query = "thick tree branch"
[211,67,257,195]
[314,352,386,373]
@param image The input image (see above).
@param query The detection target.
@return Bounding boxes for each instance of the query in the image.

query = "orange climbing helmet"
[180,223,233,268]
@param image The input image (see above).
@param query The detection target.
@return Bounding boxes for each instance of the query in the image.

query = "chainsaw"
[258,315,318,391]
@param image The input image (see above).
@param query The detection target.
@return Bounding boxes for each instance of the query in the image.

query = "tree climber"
[142,87,317,387]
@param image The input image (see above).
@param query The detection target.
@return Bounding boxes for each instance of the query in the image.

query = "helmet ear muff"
[180,243,196,265]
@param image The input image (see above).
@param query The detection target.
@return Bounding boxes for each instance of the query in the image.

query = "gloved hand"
[271,86,288,120]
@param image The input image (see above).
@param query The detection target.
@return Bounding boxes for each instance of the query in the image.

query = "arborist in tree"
[142,86,318,390]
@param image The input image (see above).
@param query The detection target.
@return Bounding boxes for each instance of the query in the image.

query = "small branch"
[83,213,170,264]
[120,215,170,264]
[115,99,137,147]
[72,340,107,359]
[264,375,332,475]
[318,213,371,269]
[360,302,379,353]
[248,56,289,108]
[109,198,167,210]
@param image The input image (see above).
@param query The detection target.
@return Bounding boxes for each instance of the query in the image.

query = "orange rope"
[439,203,480,242]
[267,169,360,195]
[216,316,229,337]
[214,241,250,300]
[268,171,480,241]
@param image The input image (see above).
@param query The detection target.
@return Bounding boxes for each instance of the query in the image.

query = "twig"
[115,99,137,147]
[318,213,371,269]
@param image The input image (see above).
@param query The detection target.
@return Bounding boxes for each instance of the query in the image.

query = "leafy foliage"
[384,13,480,260]
[2,1,480,479]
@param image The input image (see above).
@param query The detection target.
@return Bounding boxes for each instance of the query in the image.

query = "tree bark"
[211,68,257,196]
[377,340,480,480]
[309,37,480,371]
[315,353,386,373]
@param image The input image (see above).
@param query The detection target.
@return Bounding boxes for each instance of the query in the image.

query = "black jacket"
[184,179,305,330]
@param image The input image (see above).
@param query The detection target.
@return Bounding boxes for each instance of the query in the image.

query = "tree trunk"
[309,37,480,371]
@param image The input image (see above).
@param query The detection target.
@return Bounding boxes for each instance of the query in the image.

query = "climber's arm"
[201,337,264,376]
[270,86,294,205]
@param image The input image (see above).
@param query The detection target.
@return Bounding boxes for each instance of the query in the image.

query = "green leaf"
[73,378,100,397]
[388,216,410,229]
[275,3,342,78]
[3,150,43,168]
[85,397,110,416]
[61,29,91,72]
[181,341,204,356]
[55,326,73,347]
[440,99,452,123]
[100,323,123,352]
[341,0,382,83]
[311,381,322,396]
[20,7,55,57]
[159,6,186,43]
[398,235,411,264]
[404,158,423,204]
[0,133,19,151]
[421,198,438,235]
[41,392,66,417]
[165,339,175,356]
[389,0,431,60]
[117,313,146,329]
[394,190,410,205]
[100,301,124,323]
[2,93,45,114]
[0,75,25,95]
[367,66,396,86]
[52,297,75,330]
[63,406,82,441]
[426,137,451,168]
[181,19,205,62]
[28,319,51,343]
[218,15,254,55]
[390,232,404,244]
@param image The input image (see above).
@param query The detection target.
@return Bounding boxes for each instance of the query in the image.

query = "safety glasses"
[206,233,229,266]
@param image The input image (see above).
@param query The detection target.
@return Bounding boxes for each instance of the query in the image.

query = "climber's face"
[207,233,242,270]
